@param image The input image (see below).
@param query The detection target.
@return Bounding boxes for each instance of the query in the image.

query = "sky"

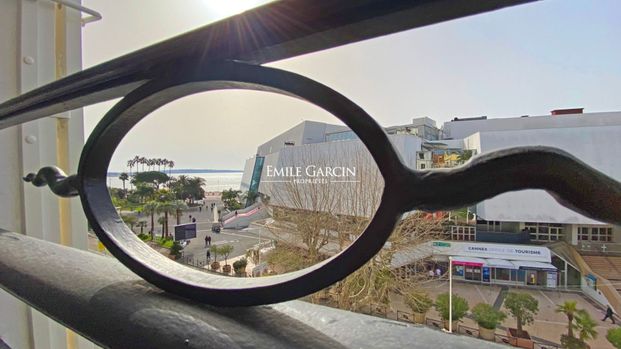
[82,0,621,172]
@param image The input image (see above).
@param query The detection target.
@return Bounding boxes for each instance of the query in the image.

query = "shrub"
[233,258,248,276]
[607,327,621,349]
[137,233,151,241]
[472,303,506,330]
[170,241,183,259]
[435,293,469,321]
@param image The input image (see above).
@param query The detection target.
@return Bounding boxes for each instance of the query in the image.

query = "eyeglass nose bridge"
[396,146,621,226]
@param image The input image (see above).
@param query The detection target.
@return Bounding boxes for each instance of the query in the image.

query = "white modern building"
[241,108,621,248]
[447,109,621,246]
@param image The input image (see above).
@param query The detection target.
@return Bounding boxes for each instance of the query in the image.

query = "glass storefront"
[450,260,557,287]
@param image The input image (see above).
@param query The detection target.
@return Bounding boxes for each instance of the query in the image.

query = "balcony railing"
[577,241,621,255]
[3,0,621,348]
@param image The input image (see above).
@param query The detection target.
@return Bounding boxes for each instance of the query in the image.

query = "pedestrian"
[192,217,196,223]
[204,235,209,247]
[428,269,434,278]
[235,210,238,217]
[206,250,211,262]
[199,206,202,212]
[207,235,211,246]
[435,267,441,277]
[603,305,616,324]
[189,214,192,221]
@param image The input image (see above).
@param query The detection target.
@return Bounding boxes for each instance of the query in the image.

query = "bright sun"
[204,0,274,18]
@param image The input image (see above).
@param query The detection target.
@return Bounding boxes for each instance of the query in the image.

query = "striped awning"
[510,260,557,271]
[485,258,518,269]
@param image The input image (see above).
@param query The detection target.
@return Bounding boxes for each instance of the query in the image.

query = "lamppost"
[449,256,453,333]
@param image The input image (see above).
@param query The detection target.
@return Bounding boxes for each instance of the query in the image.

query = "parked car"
[211,223,222,233]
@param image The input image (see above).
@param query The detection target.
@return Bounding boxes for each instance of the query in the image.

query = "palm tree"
[187,176,206,203]
[156,201,176,238]
[137,221,147,235]
[556,300,578,338]
[119,172,129,191]
[139,157,147,172]
[573,310,598,343]
[157,216,167,237]
[142,201,158,239]
[126,160,134,177]
[170,200,188,225]
[168,160,175,175]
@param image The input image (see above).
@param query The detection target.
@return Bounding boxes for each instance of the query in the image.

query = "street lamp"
[449,256,453,333]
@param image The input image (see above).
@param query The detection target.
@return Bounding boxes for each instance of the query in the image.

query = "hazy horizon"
[83,0,621,173]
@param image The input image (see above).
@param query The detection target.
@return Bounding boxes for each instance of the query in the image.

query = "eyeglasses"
[20,60,621,306]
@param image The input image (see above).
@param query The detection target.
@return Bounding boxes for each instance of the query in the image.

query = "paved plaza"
[387,280,619,348]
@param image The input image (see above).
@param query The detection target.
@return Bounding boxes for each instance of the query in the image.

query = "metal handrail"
[0,230,505,349]
[4,0,621,347]
[47,0,102,25]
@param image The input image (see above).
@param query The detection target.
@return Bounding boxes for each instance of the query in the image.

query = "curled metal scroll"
[24,61,621,306]
[23,167,80,197]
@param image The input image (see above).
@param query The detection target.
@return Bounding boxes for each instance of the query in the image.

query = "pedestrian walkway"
[492,286,508,310]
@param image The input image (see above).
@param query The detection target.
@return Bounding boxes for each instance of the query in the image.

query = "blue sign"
[482,267,490,282]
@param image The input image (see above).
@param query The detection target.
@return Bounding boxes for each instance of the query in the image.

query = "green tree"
[607,327,621,348]
[222,189,242,211]
[471,303,506,330]
[556,300,578,338]
[156,201,175,238]
[170,200,188,225]
[219,244,234,266]
[573,309,598,343]
[209,245,220,262]
[119,172,129,191]
[157,216,167,235]
[504,292,538,338]
[457,149,474,163]
[137,220,147,235]
[142,201,158,239]
[133,171,170,190]
[134,183,155,203]
[435,293,469,322]
[186,177,206,203]
[169,175,206,203]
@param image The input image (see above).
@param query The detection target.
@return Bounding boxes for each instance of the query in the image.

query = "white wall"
[0,3,33,348]
[444,111,621,140]
[474,126,621,224]
[0,1,93,348]
[256,120,348,156]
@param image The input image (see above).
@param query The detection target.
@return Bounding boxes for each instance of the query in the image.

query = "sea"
[106,171,243,192]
